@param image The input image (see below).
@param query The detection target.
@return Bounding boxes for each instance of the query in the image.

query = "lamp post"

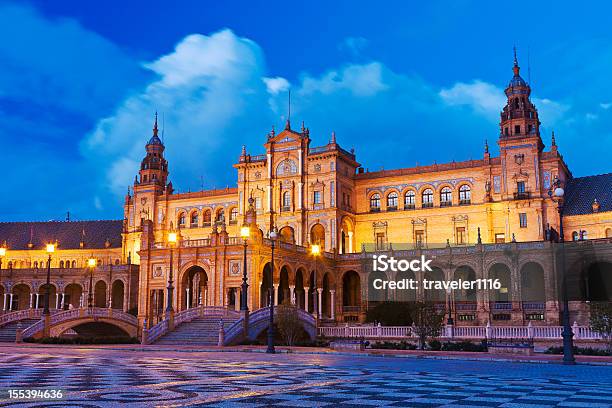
[166,231,177,320]
[267,227,278,354]
[43,243,55,316]
[310,244,321,318]
[240,225,250,311]
[87,258,96,308]
[550,178,575,364]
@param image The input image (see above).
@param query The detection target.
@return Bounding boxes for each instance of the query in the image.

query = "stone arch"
[177,211,187,228]
[295,267,307,310]
[261,262,273,308]
[368,191,382,210]
[581,261,612,301]
[11,283,31,310]
[368,270,387,303]
[340,216,355,254]
[189,209,199,227]
[425,266,445,302]
[606,228,612,238]
[64,283,83,309]
[322,272,335,318]
[342,270,361,308]
[38,282,58,310]
[202,208,212,226]
[94,280,107,308]
[489,263,512,302]
[181,265,209,309]
[383,189,400,210]
[395,269,416,302]
[279,226,295,244]
[278,265,291,305]
[520,262,545,302]
[111,280,125,310]
[310,223,325,248]
[215,207,225,224]
[454,265,477,302]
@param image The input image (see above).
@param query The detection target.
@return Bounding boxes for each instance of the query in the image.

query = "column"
[348,231,354,253]
[266,186,272,211]
[234,289,240,311]
[317,288,323,319]
[305,287,310,312]
[55,293,60,309]
[204,287,208,306]
[273,284,279,306]
[298,183,303,210]
[35,293,39,309]
[267,153,272,178]
[61,293,66,309]
[9,294,14,310]
[29,293,33,309]
[123,288,128,312]
[298,150,303,175]
[186,288,191,309]
[79,294,83,308]
[330,290,336,319]
[3,293,7,311]
[289,285,295,305]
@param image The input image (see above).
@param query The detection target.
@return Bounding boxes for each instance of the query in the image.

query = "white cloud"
[439,80,505,121]
[263,77,290,94]
[600,102,612,110]
[338,36,369,58]
[299,62,388,97]
[82,29,272,198]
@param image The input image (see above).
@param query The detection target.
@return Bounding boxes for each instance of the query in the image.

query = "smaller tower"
[137,113,169,192]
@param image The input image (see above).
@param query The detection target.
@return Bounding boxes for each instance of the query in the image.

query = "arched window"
[606,228,612,238]
[440,187,452,207]
[190,212,198,227]
[422,188,433,208]
[387,192,398,210]
[370,193,381,212]
[581,230,588,240]
[282,191,291,210]
[276,159,298,176]
[59,260,64,268]
[404,191,415,209]
[215,209,225,223]
[229,208,238,224]
[34,261,38,268]
[203,209,211,226]
[459,185,471,205]
[72,260,77,268]
[178,212,186,227]
[572,231,579,241]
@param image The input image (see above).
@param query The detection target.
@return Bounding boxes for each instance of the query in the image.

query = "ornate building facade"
[1,56,611,333]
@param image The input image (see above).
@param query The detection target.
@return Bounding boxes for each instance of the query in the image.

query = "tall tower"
[137,113,169,192]
[498,48,545,200]
[499,48,543,149]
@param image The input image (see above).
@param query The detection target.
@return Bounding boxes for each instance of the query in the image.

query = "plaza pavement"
[0,344,610,407]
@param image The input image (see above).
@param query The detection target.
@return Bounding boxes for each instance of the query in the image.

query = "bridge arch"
[180,265,209,309]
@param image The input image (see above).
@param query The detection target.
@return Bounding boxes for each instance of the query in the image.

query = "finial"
[477,227,482,244]
[286,89,291,130]
[301,120,305,133]
[331,131,336,144]
[484,139,489,154]
[153,112,159,137]
[241,145,246,156]
[551,130,556,146]
[513,46,520,76]
[270,125,275,137]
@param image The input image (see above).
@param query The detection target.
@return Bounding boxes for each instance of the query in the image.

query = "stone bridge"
[21,308,139,339]
[224,306,316,346]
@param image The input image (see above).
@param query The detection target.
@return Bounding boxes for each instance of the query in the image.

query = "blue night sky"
[2,0,611,221]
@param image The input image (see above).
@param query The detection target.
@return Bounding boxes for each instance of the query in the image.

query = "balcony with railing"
[440,201,452,208]
[459,199,471,205]
[513,191,531,200]
[422,202,433,208]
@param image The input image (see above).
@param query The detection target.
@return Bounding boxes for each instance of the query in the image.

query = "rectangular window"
[415,230,425,247]
[495,233,505,243]
[456,227,466,244]
[313,191,321,204]
[517,181,525,193]
[255,197,262,210]
[519,213,527,228]
[514,125,521,134]
[504,127,509,136]
[376,232,385,250]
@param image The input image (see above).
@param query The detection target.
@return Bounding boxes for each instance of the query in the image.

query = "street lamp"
[166,231,177,317]
[551,177,575,364]
[240,225,250,311]
[311,244,321,318]
[87,258,96,308]
[43,243,55,316]
[267,227,278,354]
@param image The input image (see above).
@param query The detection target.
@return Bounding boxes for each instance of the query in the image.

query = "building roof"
[0,220,123,250]
[564,173,612,216]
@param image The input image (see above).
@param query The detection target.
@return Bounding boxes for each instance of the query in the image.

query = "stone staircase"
[155,315,239,345]
[0,319,40,342]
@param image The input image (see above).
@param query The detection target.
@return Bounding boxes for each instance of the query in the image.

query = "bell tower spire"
[136,113,169,192]
[499,47,543,150]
